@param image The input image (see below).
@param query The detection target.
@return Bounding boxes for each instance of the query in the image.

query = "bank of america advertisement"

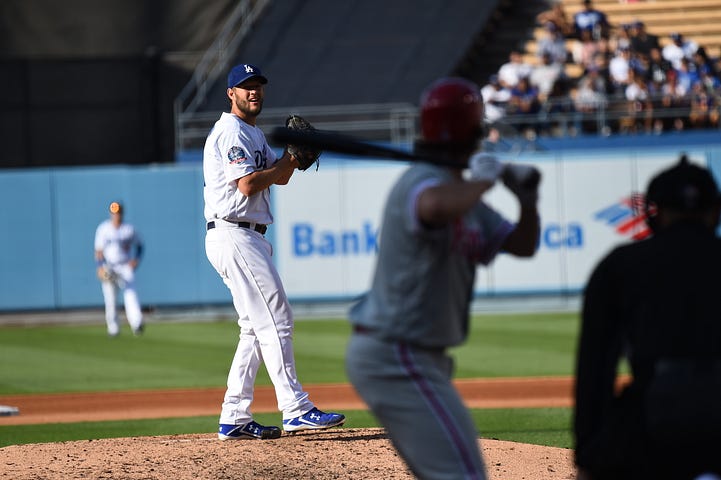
[273,151,709,300]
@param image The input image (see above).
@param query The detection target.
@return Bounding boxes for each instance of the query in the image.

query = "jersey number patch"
[253,150,267,170]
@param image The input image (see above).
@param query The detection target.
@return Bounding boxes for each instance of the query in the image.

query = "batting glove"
[468,153,504,183]
[503,163,541,207]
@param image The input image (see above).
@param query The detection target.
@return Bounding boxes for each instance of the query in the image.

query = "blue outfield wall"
[2,138,721,312]
[0,164,228,310]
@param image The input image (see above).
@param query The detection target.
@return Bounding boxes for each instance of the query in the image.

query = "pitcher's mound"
[1,428,575,479]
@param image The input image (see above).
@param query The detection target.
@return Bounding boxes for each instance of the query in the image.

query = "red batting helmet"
[419,77,484,146]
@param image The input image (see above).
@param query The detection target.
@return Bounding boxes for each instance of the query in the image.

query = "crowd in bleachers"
[481,0,721,140]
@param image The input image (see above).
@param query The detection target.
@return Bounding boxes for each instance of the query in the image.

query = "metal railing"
[177,86,720,154]
[494,93,721,138]
[173,0,270,152]
[176,103,418,151]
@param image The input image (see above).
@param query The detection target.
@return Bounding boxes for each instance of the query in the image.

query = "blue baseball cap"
[227,63,268,88]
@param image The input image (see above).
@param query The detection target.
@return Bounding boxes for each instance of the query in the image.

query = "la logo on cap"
[244,65,254,73]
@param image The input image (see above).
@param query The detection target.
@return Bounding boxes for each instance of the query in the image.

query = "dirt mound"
[0,428,575,479]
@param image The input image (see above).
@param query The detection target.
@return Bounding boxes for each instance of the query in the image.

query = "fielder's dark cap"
[109,201,123,214]
[646,155,721,212]
[227,64,268,88]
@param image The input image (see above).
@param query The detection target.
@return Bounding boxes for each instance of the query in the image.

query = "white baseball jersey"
[94,219,144,336]
[203,112,277,225]
[94,220,142,265]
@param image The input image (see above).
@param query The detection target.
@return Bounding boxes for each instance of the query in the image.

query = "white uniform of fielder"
[94,202,144,337]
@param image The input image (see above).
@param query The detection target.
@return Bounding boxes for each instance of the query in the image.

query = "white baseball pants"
[205,225,313,425]
[101,263,143,336]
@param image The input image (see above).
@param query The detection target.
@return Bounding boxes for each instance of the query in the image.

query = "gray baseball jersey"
[349,162,514,348]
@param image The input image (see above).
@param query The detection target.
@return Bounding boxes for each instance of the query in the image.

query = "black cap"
[646,155,721,212]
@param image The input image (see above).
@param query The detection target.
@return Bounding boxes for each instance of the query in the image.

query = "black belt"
[207,221,267,235]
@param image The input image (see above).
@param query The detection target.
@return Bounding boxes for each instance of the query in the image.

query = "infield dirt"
[0,377,577,479]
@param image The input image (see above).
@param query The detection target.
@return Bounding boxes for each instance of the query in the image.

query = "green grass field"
[0,312,580,448]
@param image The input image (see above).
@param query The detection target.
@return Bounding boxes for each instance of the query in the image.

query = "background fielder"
[94,201,145,337]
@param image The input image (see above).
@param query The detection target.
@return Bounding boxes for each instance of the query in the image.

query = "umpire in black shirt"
[574,155,721,480]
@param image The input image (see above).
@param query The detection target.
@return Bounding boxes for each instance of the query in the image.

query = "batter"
[346,78,541,479]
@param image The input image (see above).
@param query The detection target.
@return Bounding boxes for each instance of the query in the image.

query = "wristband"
[96,259,104,267]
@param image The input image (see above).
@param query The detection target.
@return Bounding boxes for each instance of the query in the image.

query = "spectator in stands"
[621,69,653,133]
[660,69,690,131]
[698,68,721,96]
[536,0,573,37]
[508,75,542,137]
[689,80,720,129]
[629,20,660,59]
[530,52,565,102]
[693,46,720,79]
[645,47,673,85]
[537,22,569,66]
[609,46,633,96]
[573,68,610,134]
[590,52,615,95]
[541,76,577,136]
[498,51,534,89]
[572,27,602,72]
[480,74,512,124]
[676,57,701,95]
[647,75,668,134]
[582,61,612,97]
[611,23,633,53]
[573,0,611,41]
[662,32,699,70]
[481,126,513,152]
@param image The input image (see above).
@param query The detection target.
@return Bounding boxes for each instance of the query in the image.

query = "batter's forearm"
[503,207,540,257]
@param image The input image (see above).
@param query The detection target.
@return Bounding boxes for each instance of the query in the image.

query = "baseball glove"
[285,115,321,171]
[97,266,117,283]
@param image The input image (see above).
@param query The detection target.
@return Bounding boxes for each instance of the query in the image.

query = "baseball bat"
[270,126,540,188]
[270,126,431,163]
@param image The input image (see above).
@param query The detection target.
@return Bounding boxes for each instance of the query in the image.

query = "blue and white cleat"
[218,421,281,440]
[282,407,346,432]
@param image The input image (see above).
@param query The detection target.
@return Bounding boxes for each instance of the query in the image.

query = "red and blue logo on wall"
[594,192,652,241]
